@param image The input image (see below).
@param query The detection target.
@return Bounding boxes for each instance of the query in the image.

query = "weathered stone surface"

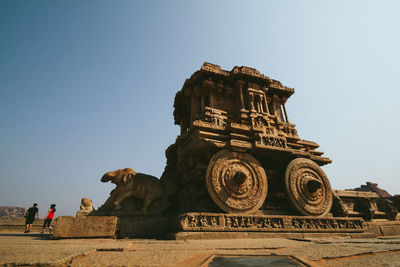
[3,233,400,266]
[350,232,378,238]
[76,198,93,217]
[205,149,268,213]
[285,158,333,216]
[391,194,400,212]
[172,212,364,233]
[332,190,398,221]
[170,231,306,240]
[0,232,132,266]
[169,63,336,216]
[119,216,169,238]
[352,182,392,198]
[96,168,171,216]
[53,216,117,238]
[380,224,400,236]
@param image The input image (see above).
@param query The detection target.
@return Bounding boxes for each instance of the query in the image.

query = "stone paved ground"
[1,231,400,266]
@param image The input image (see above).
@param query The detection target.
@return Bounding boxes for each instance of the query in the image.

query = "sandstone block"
[380,224,400,236]
[53,216,117,238]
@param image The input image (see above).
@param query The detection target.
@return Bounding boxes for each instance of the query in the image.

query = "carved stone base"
[172,212,364,233]
[119,216,169,238]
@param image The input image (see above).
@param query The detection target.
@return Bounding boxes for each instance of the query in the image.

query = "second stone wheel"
[205,149,268,213]
[285,158,333,216]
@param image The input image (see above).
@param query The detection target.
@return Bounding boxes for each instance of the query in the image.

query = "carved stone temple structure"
[83,63,399,239]
[171,62,332,217]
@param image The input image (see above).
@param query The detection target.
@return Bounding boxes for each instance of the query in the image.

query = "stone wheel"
[205,149,268,213]
[285,158,333,216]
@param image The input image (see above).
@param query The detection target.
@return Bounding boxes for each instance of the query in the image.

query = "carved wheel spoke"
[285,158,333,216]
[206,149,268,213]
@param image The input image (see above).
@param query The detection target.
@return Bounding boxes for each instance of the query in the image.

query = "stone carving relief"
[255,133,287,149]
[205,149,268,213]
[176,213,364,232]
[285,158,333,216]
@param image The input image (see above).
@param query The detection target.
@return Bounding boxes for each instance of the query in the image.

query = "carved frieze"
[203,107,227,127]
[255,134,287,149]
[174,212,364,233]
[201,62,230,76]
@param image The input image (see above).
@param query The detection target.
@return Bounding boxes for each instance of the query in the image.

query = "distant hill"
[0,206,26,218]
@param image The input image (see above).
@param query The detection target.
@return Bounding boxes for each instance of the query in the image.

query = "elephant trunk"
[101,173,113,183]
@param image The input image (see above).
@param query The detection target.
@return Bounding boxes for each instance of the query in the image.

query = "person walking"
[41,204,56,234]
[24,203,39,233]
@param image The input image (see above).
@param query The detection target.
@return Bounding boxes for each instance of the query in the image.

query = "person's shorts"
[43,218,52,228]
[25,217,35,225]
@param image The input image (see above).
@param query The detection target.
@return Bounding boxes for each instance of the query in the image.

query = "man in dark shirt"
[24,203,39,233]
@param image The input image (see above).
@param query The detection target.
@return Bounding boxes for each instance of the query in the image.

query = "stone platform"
[51,213,400,240]
[2,231,400,266]
[4,214,400,240]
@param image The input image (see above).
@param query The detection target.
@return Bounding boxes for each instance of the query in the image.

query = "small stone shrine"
[67,63,400,239]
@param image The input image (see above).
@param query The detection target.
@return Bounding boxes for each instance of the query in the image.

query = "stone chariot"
[170,63,396,222]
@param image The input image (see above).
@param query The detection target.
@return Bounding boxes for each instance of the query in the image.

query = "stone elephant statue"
[99,168,164,215]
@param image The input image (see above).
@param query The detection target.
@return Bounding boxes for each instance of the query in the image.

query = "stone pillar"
[259,95,265,113]
[249,93,256,112]
[272,95,282,121]
[282,103,290,123]
[236,80,246,112]
[265,97,271,114]
[263,95,270,114]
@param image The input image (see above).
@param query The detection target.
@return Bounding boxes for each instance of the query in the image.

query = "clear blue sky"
[1,1,400,216]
